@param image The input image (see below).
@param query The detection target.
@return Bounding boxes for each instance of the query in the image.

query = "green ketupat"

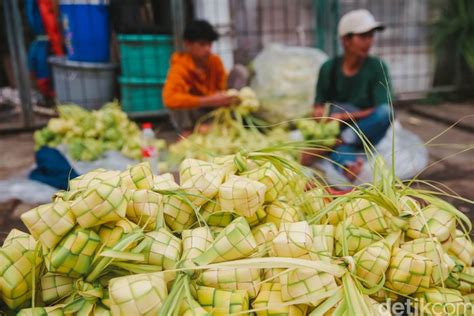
[353,239,392,288]
[413,287,467,315]
[70,176,127,228]
[271,221,313,259]
[265,200,300,228]
[195,285,249,315]
[181,227,214,261]
[335,221,382,256]
[20,200,75,249]
[40,273,74,304]
[0,230,43,310]
[193,217,257,265]
[45,227,101,278]
[181,170,225,206]
[200,200,233,227]
[137,229,182,270]
[120,161,155,190]
[180,159,220,183]
[252,223,278,256]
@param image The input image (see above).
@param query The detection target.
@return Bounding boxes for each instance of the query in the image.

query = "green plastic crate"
[119,77,166,114]
[118,34,173,80]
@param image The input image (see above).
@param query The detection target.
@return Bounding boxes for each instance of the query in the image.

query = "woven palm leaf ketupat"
[45,227,101,278]
[70,176,127,228]
[20,200,76,249]
[193,217,257,265]
[108,272,168,315]
[448,229,474,267]
[0,230,43,310]
[179,158,220,184]
[385,247,433,295]
[252,283,308,316]
[240,161,288,203]
[407,204,457,251]
[196,267,262,298]
[342,198,389,233]
[195,285,249,315]
[181,227,214,261]
[125,189,162,230]
[181,170,225,206]
[120,161,154,190]
[264,200,300,228]
[218,175,266,217]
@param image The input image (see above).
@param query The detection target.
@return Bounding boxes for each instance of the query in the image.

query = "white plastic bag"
[251,44,328,123]
[318,120,429,189]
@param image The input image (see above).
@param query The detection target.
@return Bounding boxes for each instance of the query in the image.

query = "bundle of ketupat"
[0,145,473,315]
[167,87,337,167]
[34,102,166,161]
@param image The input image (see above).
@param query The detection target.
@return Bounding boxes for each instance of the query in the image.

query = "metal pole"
[171,0,185,52]
[11,0,34,127]
[3,0,21,91]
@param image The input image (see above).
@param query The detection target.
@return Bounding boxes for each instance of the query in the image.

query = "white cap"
[338,9,385,37]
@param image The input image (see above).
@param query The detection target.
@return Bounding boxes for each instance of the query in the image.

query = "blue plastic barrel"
[59,0,110,62]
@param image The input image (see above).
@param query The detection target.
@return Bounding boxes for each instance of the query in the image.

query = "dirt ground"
[0,102,473,241]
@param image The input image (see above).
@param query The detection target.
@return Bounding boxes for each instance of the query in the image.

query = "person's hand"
[200,93,240,108]
[312,105,325,119]
[331,108,375,121]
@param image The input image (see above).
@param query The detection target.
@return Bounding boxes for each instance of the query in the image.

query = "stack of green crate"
[118,34,173,114]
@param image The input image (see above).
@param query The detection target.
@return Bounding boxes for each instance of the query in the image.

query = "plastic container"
[59,0,110,62]
[119,77,166,114]
[118,34,173,79]
[141,122,158,175]
[49,56,118,109]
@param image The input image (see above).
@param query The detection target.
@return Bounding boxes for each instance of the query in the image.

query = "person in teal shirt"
[314,9,392,181]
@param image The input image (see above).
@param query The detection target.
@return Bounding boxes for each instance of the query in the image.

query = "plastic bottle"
[141,122,158,175]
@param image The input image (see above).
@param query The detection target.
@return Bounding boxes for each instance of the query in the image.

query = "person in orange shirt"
[163,20,242,132]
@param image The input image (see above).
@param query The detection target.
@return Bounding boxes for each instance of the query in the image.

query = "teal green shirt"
[315,56,392,109]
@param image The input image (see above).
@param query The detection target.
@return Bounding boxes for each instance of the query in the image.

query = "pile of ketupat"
[167,87,339,165]
[34,102,166,161]
[0,146,473,315]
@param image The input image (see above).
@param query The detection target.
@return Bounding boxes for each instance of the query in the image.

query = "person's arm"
[162,63,201,109]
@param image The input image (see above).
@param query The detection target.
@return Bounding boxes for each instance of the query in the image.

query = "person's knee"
[373,104,392,123]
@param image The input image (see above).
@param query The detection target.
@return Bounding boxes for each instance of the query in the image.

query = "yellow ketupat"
[240,162,287,203]
[218,175,266,217]
[265,200,300,229]
[401,238,455,286]
[70,176,127,228]
[97,220,138,249]
[0,230,43,310]
[120,161,155,190]
[68,168,120,191]
[195,286,249,315]
[271,221,313,259]
[193,217,257,265]
[126,189,162,230]
[353,239,392,288]
[108,272,168,315]
[181,227,214,261]
[252,223,278,256]
[245,207,267,227]
[20,200,75,249]
[138,229,182,270]
[181,170,225,206]
[196,267,261,298]
[40,273,75,304]
[335,221,381,256]
[413,287,467,316]
[252,283,308,316]
[448,229,474,267]
[407,205,457,251]
[279,268,338,306]
[308,225,335,262]
[153,173,179,190]
[385,247,433,295]
[342,198,389,233]
[200,199,234,227]
[180,158,220,183]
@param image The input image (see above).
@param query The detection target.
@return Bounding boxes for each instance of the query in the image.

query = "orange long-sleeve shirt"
[163,52,227,109]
